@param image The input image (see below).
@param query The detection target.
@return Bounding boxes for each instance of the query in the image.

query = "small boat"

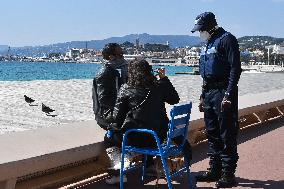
[175,67,200,75]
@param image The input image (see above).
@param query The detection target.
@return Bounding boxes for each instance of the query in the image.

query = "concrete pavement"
[61,117,284,189]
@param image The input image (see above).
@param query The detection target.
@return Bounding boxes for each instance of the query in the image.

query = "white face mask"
[199,31,211,41]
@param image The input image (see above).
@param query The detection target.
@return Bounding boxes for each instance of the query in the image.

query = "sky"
[0,0,283,47]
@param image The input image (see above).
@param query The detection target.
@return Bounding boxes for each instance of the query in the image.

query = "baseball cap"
[191,12,217,33]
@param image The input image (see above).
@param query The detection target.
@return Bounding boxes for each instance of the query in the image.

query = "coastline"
[1,73,284,134]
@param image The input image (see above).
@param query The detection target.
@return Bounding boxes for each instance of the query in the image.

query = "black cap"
[191,12,217,33]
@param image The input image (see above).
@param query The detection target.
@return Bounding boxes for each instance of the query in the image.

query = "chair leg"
[185,157,195,189]
[120,151,125,189]
[160,155,173,189]
[141,154,147,182]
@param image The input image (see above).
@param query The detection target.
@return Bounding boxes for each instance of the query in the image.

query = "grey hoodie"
[108,58,128,84]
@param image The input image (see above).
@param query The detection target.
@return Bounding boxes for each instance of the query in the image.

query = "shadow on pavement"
[67,117,284,189]
[82,170,197,189]
[191,117,284,164]
[236,177,284,189]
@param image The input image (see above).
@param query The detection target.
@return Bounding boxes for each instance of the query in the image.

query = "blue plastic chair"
[120,102,194,189]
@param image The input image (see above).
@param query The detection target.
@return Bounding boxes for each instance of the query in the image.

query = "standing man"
[92,43,128,130]
[191,12,242,188]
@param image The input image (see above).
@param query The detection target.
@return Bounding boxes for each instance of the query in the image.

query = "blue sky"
[0,0,283,47]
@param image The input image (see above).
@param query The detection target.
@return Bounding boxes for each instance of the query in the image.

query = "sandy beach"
[0,73,284,134]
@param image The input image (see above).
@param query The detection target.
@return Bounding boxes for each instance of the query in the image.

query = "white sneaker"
[105,175,127,185]
[106,147,133,170]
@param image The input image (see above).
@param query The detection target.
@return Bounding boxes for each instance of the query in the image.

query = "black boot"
[195,167,222,182]
[215,172,237,188]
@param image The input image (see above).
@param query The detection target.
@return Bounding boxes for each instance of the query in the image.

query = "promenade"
[61,117,284,189]
[1,89,283,189]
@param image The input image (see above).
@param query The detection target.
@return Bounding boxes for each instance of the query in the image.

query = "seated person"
[104,59,192,184]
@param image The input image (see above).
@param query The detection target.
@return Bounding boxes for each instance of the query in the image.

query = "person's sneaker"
[105,175,127,185]
[215,173,237,188]
[112,153,132,170]
[195,168,222,182]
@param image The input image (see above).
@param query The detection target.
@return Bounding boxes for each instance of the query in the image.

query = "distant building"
[144,43,170,52]
[66,48,80,59]
[272,44,284,55]
[135,38,140,48]
[184,47,200,66]
[123,54,143,61]
[250,49,264,56]
[146,57,183,65]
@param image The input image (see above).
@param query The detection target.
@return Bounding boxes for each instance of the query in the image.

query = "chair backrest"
[166,102,192,149]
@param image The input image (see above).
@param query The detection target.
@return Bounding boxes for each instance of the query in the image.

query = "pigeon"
[24,95,36,106]
[42,103,55,114]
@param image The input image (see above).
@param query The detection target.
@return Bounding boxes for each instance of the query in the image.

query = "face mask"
[199,31,211,41]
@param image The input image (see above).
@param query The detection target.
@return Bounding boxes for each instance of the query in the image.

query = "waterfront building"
[184,47,200,66]
[145,57,184,65]
[66,48,80,59]
[123,54,143,61]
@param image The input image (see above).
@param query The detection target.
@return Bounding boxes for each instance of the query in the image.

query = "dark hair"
[127,59,156,88]
[102,43,120,60]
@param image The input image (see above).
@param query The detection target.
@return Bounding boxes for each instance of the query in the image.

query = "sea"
[0,61,194,81]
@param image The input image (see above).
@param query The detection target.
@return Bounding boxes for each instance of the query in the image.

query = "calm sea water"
[0,61,193,81]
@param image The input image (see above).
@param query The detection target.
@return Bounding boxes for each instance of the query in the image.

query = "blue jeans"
[203,87,239,173]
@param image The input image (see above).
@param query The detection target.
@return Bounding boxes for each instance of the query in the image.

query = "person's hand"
[221,98,231,112]
[155,67,165,79]
[107,123,120,131]
[199,97,205,112]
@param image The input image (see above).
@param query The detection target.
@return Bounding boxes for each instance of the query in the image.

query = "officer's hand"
[221,98,231,112]
[199,97,205,112]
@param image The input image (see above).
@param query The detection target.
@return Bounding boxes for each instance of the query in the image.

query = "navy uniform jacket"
[200,27,241,99]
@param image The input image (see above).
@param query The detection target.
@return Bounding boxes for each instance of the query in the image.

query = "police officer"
[191,12,242,188]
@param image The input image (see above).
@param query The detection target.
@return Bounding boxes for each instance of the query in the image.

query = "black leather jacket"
[92,60,127,129]
[110,77,180,138]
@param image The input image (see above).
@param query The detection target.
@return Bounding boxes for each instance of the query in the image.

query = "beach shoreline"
[1,73,284,135]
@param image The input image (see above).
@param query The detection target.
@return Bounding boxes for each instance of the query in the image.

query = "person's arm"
[223,35,242,100]
[110,85,129,129]
[92,78,99,114]
[158,77,180,105]
[198,58,205,112]
[96,67,118,109]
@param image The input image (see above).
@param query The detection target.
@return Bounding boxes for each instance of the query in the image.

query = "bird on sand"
[42,103,55,114]
[24,95,36,105]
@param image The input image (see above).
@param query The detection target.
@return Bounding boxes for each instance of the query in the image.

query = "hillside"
[238,36,284,49]
[1,33,201,57]
[2,35,283,57]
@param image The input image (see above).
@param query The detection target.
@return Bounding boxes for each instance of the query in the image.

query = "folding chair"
[120,102,194,189]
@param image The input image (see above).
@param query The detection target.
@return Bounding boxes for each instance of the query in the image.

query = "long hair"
[127,59,156,88]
